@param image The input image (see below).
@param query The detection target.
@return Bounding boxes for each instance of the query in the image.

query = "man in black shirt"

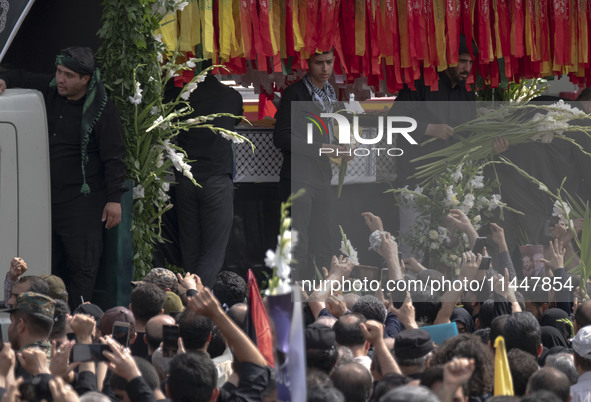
[388,36,479,259]
[174,73,243,287]
[0,47,127,310]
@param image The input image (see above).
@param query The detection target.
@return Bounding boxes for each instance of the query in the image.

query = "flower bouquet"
[411,101,591,183]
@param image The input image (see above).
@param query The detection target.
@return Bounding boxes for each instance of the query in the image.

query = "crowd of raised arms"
[1,204,590,402]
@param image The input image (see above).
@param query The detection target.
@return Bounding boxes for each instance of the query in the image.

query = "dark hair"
[212,271,246,308]
[307,346,338,374]
[430,334,493,397]
[333,313,366,347]
[206,326,225,359]
[307,386,344,402]
[168,352,216,402]
[227,303,247,329]
[473,328,490,344]
[130,283,166,323]
[19,276,50,295]
[306,368,333,388]
[527,367,570,402]
[574,301,591,329]
[329,363,372,402]
[50,299,69,340]
[373,373,410,402]
[574,351,591,372]
[176,309,214,351]
[111,356,160,391]
[13,310,53,339]
[504,312,541,357]
[489,315,509,347]
[507,348,539,396]
[351,295,387,323]
[478,299,495,329]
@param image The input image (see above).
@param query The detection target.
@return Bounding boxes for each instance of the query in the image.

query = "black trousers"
[289,180,333,283]
[52,194,105,311]
[175,174,234,288]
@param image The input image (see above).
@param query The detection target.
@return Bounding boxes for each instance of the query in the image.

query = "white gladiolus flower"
[129,81,143,105]
[180,82,198,100]
[451,164,463,183]
[445,186,459,207]
[133,184,145,200]
[487,194,502,211]
[470,175,484,189]
[161,182,170,192]
[429,230,438,240]
[220,131,245,144]
[461,193,475,213]
[430,242,439,250]
[158,188,170,202]
[186,58,197,68]
[414,185,423,194]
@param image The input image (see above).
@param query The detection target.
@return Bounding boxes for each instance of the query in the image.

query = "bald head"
[145,314,176,353]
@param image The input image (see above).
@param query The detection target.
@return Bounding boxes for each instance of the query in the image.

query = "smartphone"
[472,237,487,254]
[162,324,179,357]
[112,321,131,347]
[479,256,492,270]
[71,344,109,362]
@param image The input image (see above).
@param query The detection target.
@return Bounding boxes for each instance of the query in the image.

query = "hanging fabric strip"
[354,0,366,56]
[446,0,461,66]
[239,0,254,59]
[218,0,234,61]
[231,0,243,58]
[536,0,550,63]
[433,0,448,70]
[524,0,534,58]
[511,0,525,57]
[398,0,411,68]
[178,3,200,52]
[304,0,319,55]
[317,0,338,51]
[477,0,493,62]
[199,0,214,58]
[425,0,438,68]
[367,0,380,75]
[258,0,274,56]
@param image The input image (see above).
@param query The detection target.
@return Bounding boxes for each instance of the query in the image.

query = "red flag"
[246,269,275,367]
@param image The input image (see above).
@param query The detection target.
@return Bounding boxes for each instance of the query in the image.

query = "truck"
[0,88,51,277]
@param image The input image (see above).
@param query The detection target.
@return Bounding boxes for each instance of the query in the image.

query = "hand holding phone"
[71,344,109,362]
[112,321,131,347]
[472,237,487,255]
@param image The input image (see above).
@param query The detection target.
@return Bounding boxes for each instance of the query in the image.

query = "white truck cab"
[0,89,51,277]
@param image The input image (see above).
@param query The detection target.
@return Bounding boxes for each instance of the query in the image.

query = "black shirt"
[0,70,126,204]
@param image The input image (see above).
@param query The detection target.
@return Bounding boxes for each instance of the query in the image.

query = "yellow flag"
[494,336,514,396]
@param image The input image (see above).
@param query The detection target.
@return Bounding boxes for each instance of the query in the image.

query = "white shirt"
[571,371,591,402]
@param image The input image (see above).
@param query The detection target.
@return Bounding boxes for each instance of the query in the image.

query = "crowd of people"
[1,200,590,402]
